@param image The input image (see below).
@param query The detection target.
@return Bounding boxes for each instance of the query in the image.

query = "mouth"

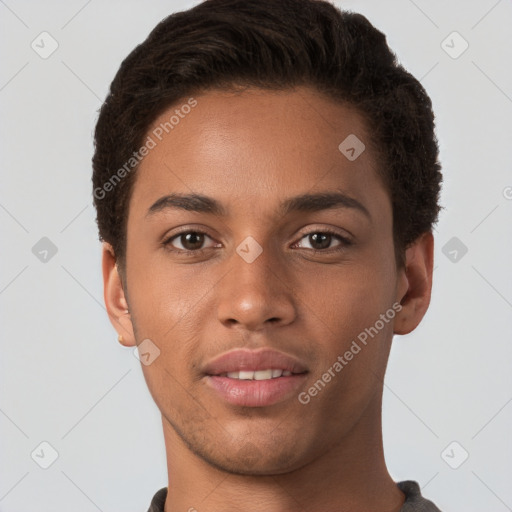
[202,348,308,407]
[215,369,297,379]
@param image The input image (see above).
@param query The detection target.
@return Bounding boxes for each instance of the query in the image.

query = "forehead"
[129,86,388,219]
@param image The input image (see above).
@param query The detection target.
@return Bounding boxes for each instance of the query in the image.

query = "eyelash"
[162,228,352,256]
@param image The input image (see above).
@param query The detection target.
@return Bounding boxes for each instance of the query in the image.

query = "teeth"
[222,369,291,380]
[254,369,273,380]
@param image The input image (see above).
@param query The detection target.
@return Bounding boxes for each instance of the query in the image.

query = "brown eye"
[295,230,350,251]
[179,232,205,250]
[308,233,332,250]
[164,231,216,252]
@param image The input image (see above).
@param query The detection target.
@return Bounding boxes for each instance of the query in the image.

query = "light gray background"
[1,0,511,510]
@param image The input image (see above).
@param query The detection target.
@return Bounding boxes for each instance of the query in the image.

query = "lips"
[202,348,308,376]
[202,348,308,407]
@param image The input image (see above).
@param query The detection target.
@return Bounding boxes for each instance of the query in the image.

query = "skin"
[102,86,434,512]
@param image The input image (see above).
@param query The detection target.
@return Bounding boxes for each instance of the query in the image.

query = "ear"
[102,242,136,347]
[393,232,434,335]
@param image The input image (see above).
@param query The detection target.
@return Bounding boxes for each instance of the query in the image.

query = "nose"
[216,243,297,332]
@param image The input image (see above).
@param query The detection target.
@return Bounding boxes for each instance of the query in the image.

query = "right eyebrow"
[146,193,227,218]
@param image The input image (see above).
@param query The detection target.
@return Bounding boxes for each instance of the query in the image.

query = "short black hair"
[92,0,442,272]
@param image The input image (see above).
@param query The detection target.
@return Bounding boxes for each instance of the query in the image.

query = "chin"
[201,441,307,476]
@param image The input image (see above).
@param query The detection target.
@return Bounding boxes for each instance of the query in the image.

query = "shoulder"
[397,480,442,512]
[146,487,168,512]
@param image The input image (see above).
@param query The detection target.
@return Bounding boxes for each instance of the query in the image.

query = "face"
[105,86,423,475]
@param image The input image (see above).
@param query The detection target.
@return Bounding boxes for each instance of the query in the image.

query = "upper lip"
[203,348,308,375]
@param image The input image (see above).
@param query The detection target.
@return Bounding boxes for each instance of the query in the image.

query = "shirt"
[146,480,441,511]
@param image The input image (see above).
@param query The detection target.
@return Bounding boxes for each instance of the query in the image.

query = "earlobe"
[393,232,434,335]
[102,242,136,347]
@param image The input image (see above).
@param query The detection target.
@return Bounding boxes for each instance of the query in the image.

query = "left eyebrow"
[279,191,371,219]
[145,191,371,220]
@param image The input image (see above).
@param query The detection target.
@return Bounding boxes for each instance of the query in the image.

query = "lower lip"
[205,374,308,407]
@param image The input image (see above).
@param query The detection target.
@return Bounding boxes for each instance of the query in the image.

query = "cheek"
[300,278,397,420]
[302,261,396,336]
[126,260,205,388]
[300,246,398,374]
[127,252,206,334]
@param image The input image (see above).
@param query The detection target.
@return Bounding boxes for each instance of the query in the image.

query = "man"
[92,0,443,510]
